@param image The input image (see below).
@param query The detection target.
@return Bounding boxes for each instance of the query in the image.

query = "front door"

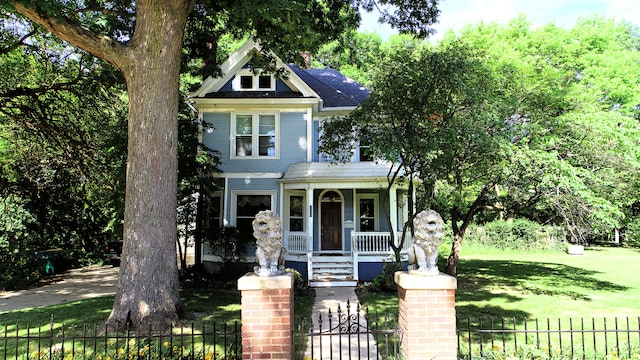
[321,201,342,250]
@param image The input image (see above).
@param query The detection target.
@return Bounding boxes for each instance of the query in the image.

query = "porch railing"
[285,231,412,256]
[351,232,412,255]
[284,231,308,254]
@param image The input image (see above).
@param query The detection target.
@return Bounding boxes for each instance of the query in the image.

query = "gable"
[191,39,319,100]
[191,39,370,111]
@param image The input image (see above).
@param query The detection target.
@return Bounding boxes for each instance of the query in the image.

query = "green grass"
[359,245,640,319]
[358,245,640,359]
[0,286,316,359]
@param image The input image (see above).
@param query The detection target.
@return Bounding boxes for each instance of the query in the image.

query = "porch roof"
[279,162,406,183]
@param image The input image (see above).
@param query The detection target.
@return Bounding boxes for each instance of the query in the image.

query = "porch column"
[389,186,398,238]
[394,272,457,360]
[306,187,314,252]
[238,272,295,360]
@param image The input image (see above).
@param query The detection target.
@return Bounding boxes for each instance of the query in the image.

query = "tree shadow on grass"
[454,259,628,319]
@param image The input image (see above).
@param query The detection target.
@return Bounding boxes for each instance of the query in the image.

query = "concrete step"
[312,262,353,269]
[310,279,358,287]
[313,269,353,277]
[311,255,351,263]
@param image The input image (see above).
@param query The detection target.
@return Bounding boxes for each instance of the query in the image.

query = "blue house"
[190,39,412,287]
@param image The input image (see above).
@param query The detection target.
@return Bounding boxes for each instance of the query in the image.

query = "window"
[359,142,373,162]
[235,193,273,241]
[289,194,304,231]
[240,75,253,89]
[232,112,278,158]
[258,75,272,89]
[233,70,275,91]
[357,194,378,231]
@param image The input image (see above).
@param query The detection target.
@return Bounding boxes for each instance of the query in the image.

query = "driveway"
[0,265,119,313]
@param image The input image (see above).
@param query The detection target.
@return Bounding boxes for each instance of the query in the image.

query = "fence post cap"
[237,272,294,290]
[394,271,457,290]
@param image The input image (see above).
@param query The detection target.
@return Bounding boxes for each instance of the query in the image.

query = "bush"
[369,262,404,293]
[464,219,566,252]
[623,219,640,248]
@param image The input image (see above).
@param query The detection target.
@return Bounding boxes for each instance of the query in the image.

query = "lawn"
[357,245,640,359]
[0,286,315,359]
[358,245,640,319]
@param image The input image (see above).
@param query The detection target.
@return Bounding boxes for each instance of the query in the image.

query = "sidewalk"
[0,265,118,313]
[305,287,380,359]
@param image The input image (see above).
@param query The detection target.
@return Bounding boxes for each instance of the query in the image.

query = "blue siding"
[284,261,308,281]
[280,112,307,164]
[219,80,233,92]
[275,78,291,91]
[202,112,231,161]
[202,111,306,174]
[358,261,408,282]
[313,120,320,162]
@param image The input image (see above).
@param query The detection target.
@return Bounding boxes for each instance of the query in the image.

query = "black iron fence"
[1,317,241,359]
[458,316,640,360]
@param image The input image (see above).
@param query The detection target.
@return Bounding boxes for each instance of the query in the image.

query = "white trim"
[191,98,319,111]
[232,69,275,91]
[230,111,280,159]
[318,189,344,251]
[285,190,306,232]
[229,190,277,227]
[356,193,380,231]
[213,172,283,179]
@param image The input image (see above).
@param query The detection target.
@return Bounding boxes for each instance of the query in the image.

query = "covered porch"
[285,231,412,286]
[279,162,413,286]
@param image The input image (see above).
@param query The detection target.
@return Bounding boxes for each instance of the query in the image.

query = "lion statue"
[252,210,287,276]
[407,210,445,275]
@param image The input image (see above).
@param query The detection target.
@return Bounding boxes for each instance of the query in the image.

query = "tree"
[319,39,515,275]
[0,15,128,289]
[456,16,640,244]
[2,0,441,329]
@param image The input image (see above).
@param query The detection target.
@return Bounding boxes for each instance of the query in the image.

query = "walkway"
[0,265,118,313]
[305,287,380,360]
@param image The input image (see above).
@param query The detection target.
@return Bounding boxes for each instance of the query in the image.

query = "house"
[190,39,413,287]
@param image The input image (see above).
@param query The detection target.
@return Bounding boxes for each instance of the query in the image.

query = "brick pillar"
[395,272,457,360]
[237,272,294,360]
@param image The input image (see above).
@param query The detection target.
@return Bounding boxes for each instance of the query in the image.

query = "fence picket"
[457,316,640,359]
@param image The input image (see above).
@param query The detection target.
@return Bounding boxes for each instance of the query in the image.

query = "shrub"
[369,262,403,293]
[464,219,566,252]
[623,219,640,248]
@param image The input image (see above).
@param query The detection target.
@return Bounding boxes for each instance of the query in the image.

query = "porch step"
[309,279,358,287]
[309,255,356,287]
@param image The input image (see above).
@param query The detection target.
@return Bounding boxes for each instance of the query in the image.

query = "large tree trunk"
[10,0,195,330]
[105,1,192,330]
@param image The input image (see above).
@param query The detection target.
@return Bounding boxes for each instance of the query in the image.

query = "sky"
[359,0,640,41]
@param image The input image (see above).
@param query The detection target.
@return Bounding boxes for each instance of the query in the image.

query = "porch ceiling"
[279,162,406,184]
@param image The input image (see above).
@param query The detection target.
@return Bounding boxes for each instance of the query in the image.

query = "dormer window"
[233,69,275,91]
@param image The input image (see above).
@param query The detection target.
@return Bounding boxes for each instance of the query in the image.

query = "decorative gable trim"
[191,39,320,100]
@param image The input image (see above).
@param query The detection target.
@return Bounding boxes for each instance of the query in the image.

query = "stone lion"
[407,210,444,275]
[252,210,287,276]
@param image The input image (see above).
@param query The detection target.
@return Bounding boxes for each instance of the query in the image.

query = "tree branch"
[9,1,128,69]
[0,28,38,55]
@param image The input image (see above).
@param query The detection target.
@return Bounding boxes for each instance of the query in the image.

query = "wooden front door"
[321,201,342,250]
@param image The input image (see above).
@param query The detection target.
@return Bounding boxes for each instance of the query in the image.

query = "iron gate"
[296,300,402,360]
